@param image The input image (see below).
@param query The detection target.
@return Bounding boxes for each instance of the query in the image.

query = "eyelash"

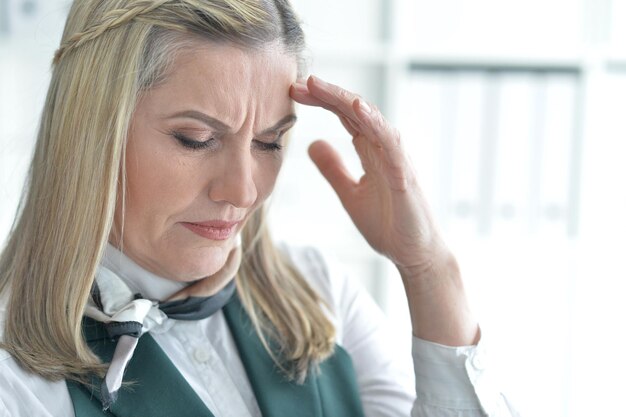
[172,131,284,152]
[172,132,216,150]
[256,141,283,152]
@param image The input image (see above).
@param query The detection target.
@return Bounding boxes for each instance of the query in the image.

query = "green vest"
[67,296,365,417]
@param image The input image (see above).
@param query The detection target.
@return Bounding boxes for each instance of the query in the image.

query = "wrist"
[397,250,479,346]
[396,249,461,293]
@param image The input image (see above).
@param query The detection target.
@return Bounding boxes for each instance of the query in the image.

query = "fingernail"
[359,100,372,114]
[310,75,327,87]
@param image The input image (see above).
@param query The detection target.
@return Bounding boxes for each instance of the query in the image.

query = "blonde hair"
[0,0,334,384]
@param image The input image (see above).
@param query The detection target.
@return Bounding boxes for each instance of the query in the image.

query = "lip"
[181,220,240,241]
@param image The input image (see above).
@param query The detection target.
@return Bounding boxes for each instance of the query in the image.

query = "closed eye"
[253,128,291,153]
[253,140,283,152]
[172,131,216,150]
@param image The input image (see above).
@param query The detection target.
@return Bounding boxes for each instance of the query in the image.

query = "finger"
[291,83,360,136]
[352,98,405,163]
[352,134,382,173]
[290,83,331,108]
[308,140,356,203]
[301,77,400,157]
[305,76,363,125]
[353,99,413,191]
[339,115,359,136]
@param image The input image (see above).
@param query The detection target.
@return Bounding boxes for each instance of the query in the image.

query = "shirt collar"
[101,243,186,302]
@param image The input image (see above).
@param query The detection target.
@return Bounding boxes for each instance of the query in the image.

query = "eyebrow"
[258,114,298,136]
[167,110,297,135]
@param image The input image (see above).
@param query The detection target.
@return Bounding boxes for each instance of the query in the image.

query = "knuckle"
[390,127,402,147]
[372,111,386,133]
[336,88,352,103]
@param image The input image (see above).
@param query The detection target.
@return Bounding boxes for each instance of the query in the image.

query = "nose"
[208,144,258,208]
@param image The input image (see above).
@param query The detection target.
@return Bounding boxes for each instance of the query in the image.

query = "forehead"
[171,41,295,81]
[141,42,298,129]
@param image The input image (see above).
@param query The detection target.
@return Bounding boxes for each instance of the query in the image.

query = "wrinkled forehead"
[139,41,298,132]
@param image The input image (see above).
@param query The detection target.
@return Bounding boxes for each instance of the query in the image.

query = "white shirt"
[0,244,519,417]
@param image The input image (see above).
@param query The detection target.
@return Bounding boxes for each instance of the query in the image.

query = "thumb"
[308,140,356,203]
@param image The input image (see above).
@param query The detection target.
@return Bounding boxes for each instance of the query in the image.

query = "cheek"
[123,134,197,225]
[253,155,284,200]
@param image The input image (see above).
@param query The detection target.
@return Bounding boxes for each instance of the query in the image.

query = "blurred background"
[2,0,626,415]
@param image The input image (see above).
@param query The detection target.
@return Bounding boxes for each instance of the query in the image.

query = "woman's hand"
[290,76,444,276]
[290,76,479,346]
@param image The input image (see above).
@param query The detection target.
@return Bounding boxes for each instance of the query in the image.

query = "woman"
[0,0,518,416]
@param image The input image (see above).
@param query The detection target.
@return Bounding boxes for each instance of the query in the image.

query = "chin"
[171,244,230,281]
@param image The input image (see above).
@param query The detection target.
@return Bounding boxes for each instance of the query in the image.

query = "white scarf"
[86,241,242,410]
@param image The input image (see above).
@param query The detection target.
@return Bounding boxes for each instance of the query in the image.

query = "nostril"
[208,172,257,209]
